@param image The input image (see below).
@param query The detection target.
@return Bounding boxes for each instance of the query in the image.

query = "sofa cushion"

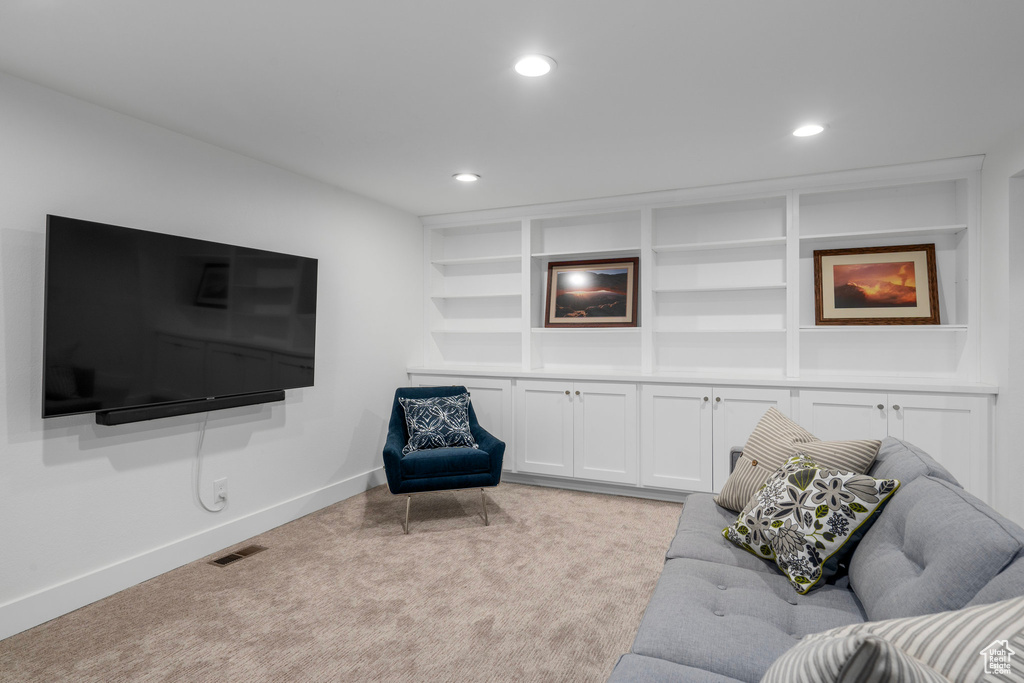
[849,476,1023,620]
[666,493,780,575]
[608,654,745,682]
[399,446,490,479]
[723,454,900,594]
[399,393,478,455]
[805,594,1024,683]
[629,558,865,682]
[762,633,947,683]
[866,437,960,487]
[715,407,880,512]
[968,555,1024,607]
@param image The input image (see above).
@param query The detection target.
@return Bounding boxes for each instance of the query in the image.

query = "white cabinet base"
[410,372,994,505]
[408,374,514,471]
[640,385,713,492]
[889,393,990,501]
[502,470,689,504]
[798,389,991,502]
[711,388,793,492]
[573,382,638,485]
[514,380,638,485]
[515,379,575,477]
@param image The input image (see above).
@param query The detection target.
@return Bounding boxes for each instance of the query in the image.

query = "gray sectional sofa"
[609,437,1024,682]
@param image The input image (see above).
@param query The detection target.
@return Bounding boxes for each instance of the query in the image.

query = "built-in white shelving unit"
[420,156,984,386]
[794,175,975,381]
[648,194,789,376]
[423,220,524,367]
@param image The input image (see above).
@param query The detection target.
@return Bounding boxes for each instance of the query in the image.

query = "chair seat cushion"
[400,447,491,479]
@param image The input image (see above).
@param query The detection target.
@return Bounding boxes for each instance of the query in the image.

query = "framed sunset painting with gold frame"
[813,244,940,325]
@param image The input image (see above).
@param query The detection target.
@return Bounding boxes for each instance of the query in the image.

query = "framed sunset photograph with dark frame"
[813,244,940,325]
[544,257,639,328]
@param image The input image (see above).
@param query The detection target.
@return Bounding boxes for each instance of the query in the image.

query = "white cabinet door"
[461,377,514,471]
[796,389,991,502]
[408,374,514,471]
[574,382,638,485]
[515,379,575,477]
[712,387,793,492]
[889,393,990,502]
[640,384,713,492]
[797,390,889,441]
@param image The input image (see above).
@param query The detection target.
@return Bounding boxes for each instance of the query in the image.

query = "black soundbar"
[95,390,285,426]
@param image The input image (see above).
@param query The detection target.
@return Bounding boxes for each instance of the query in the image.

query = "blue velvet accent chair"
[383,385,505,533]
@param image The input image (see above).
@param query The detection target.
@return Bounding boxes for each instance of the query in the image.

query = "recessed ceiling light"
[453,173,480,182]
[793,124,825,137]
[514,55,556,77]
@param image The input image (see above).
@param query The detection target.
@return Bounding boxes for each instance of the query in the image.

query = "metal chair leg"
[480,488,489,526]
[404,495,411,534]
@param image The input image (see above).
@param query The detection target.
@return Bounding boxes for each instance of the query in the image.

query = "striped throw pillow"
[805,595,1024,683]
[714,407,881,512]
[762,633,948,683]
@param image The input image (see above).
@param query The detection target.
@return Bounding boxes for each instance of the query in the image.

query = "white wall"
[980,122,1024,528]
[0,73,423,638]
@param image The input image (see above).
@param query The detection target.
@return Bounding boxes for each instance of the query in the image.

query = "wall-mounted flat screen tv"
[42,215,317,423]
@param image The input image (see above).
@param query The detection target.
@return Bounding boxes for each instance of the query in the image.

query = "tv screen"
[42,215,317,419]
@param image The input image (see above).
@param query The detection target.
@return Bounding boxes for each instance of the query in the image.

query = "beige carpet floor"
[0,483,683,682]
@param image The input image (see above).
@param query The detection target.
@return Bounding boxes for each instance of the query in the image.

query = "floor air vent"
[209,544,267,567]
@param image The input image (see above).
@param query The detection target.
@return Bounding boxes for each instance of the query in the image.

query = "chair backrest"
[390,385,478,442]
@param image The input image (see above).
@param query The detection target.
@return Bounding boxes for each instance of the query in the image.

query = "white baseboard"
[0,467,387,641]
[502,471,691,504]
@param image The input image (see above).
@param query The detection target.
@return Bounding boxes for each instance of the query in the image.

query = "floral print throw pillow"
[723,454,900,594]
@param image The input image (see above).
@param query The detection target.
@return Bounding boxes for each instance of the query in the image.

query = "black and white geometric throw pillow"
[399,393,478,455]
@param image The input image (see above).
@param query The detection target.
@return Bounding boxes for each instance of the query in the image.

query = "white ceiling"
[2,1,1023,217]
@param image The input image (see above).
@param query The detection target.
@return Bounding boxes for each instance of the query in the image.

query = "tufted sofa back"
[865,437,960,486]
[852,439,1024,618]
[848,475,1024,620]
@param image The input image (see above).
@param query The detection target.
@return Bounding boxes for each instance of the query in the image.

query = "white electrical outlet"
[213,478,227,503]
